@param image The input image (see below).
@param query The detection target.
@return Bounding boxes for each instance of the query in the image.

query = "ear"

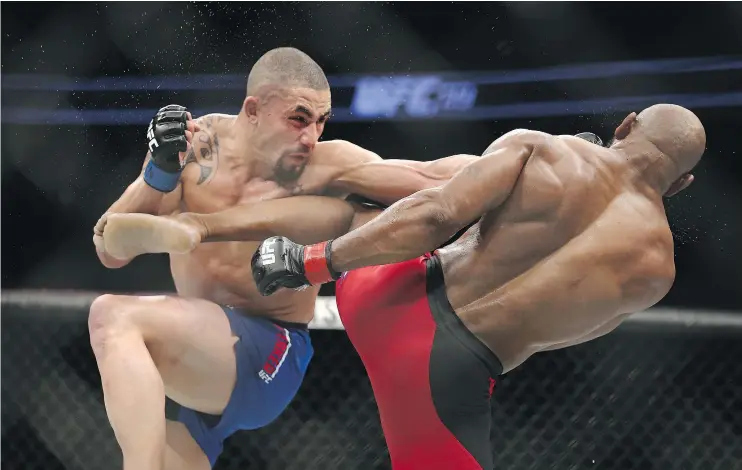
[614,112,637,141]
[664,173,694,197]
[243,96,259,122]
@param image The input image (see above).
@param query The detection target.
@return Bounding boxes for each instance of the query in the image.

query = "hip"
[336,254,502,470]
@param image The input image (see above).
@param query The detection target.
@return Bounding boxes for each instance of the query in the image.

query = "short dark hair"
[246,47,329,96]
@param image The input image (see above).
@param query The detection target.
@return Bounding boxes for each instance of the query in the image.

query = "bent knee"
[88,294,144,347]
[89,294,189,349]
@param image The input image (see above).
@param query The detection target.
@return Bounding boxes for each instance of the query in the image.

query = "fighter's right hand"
[251,237,342,296]
[143,104,199,193]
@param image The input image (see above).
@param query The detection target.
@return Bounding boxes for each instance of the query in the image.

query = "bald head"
[633,104,706,176]
[246,47,329,97]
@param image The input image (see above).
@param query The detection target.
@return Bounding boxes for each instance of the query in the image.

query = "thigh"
[126,295,238,414]
[164,420,211,470]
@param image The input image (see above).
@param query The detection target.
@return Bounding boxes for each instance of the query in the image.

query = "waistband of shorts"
[425,253,504,377]
[223,305,309,331]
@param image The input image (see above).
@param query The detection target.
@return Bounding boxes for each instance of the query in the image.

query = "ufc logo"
[147,120,159,153]
[260,239,277,265]
[258,370,273,383]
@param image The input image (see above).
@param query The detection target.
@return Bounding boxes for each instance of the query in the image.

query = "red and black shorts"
[336,253,503,469]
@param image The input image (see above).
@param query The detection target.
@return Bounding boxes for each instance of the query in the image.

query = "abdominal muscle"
[169,240,319,322]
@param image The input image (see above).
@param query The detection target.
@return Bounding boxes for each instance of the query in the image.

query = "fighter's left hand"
[251,237,341,296]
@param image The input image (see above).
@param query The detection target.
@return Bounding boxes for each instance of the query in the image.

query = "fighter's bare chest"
[179,166,316,213]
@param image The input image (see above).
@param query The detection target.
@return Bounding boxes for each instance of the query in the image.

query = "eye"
[290,116,308,125]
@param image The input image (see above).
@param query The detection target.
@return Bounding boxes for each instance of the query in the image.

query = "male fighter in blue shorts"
[90,47,468,470]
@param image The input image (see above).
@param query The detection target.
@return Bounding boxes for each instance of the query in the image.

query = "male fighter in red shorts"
[245,104,706,469]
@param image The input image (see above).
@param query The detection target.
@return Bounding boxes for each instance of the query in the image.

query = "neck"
[232,112,275,179]
[611,139,676,197]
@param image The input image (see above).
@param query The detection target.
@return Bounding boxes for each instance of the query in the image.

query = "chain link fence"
[3,292,741,470]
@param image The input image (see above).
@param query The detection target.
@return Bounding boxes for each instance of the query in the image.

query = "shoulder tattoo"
[184,131,220,185]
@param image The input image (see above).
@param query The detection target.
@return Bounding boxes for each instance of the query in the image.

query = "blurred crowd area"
[2,2,741,310]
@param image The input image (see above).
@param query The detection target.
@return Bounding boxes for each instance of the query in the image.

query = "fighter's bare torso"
[438,133,676,372]
[171,114,347,321]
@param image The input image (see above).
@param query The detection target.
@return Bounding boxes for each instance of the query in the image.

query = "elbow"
[414,190,462,238]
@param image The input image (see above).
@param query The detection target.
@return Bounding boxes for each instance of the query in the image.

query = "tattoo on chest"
[184,130,220,185]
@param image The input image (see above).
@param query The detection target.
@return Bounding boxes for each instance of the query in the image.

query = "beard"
[273,154,308,183]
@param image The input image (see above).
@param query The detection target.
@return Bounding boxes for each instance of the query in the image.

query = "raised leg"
[89,294,238,470]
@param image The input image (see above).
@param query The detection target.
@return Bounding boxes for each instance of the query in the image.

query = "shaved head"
[246,47,330,97]
[634,104,706,176]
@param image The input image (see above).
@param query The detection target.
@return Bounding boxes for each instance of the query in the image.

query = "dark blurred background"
[3,4,742,470]
[3,2,741,311]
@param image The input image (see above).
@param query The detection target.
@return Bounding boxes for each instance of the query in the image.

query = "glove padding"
[252,237,310,296]
[251,237,341,296]
[144,104,190,192]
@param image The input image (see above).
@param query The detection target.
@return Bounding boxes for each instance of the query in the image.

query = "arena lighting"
[3,92,741,125]
[3,56,740,124]
[4,56,739,91]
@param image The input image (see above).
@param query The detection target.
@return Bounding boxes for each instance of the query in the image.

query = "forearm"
[106,177,170,216]
[191,196,358,246]
[329,189,459,272]
[327,140,532,273]
[331,155,478,206]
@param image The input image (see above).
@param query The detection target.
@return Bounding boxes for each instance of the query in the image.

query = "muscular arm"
[192,141,473,247]
[315,140,476,205]
[185,196,378,246]
[328,131,540,272]
[95,112,207,268]
[95,152,183,268]
[330,154,480,205]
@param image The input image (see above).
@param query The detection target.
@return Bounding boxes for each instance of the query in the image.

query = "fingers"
[179,129,194,165]
[179,140,192,165]
[186,112,201,133]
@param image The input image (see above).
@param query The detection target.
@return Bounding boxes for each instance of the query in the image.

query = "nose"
[299,125,320,150]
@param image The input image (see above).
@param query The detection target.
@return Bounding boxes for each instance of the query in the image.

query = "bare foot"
[101,213,202,260]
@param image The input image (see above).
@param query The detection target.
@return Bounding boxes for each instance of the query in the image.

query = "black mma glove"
[251,237,342,296]
[575,132,604,146]
[143,104,190,192]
